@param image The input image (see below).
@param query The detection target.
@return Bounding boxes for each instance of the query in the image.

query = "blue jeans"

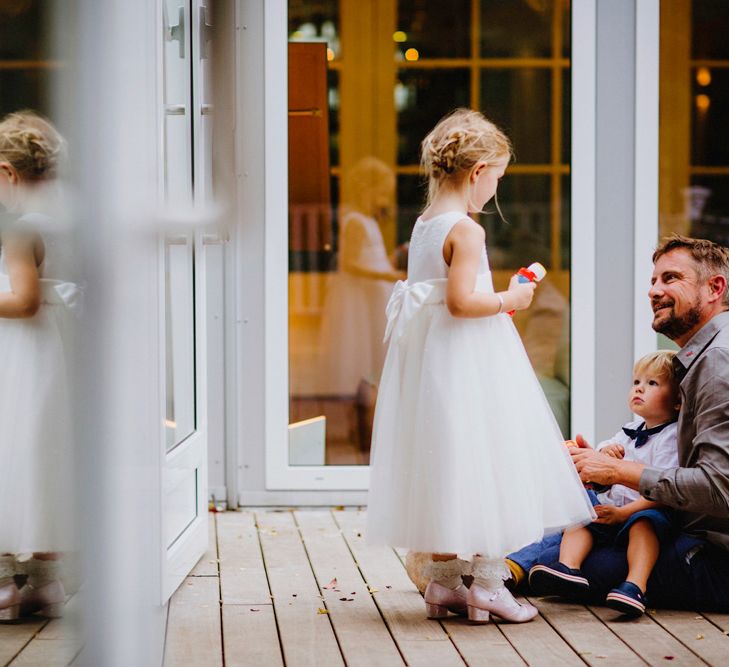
[509,531,729,611]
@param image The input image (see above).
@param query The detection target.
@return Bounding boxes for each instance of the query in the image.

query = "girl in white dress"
[366,109,595,623]
[0,111,79,620]
[317,157,404,396]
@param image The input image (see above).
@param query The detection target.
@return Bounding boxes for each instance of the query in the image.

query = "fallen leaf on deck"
[595,655,607,659]
[385,585,392,589]
[696,634,704,640]
[323,578,338,589]
[339,597,348,601]
[250,608,260,612]
[368,587,379,594]
[318,608,329,614]
[663,657,674,661]
[292,594,297,597]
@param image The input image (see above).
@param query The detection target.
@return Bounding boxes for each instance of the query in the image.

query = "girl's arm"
[0,231,42,318]
[340,217,404,282]
[444,219,535,318]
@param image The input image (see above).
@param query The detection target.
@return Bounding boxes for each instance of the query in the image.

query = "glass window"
[397,0,471,59]
[480,0,554,58]
[481,68,551,164]
[397,69,470,163]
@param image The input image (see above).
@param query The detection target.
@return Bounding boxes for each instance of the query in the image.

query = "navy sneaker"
[605,581,646,616]
[528,562,590,600]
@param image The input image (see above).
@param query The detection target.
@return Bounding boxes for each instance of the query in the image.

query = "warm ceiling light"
[405,48,419,61]
[393,30,407,42]
[696,67,712,87]
[326,47,334,61]
[696,94,711,111]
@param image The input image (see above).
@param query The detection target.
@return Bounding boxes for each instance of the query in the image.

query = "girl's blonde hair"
[0,110,64,181]
[420,108,512,206]
[633,350,678,387]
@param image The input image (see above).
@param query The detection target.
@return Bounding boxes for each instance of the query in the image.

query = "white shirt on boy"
[595,420,679,508]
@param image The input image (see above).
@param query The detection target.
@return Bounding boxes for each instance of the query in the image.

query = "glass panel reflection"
[397,0,471,59]
[288,0,572,465]
[480,0,553,58]
[481,69,551,164]
[397,69,470,164]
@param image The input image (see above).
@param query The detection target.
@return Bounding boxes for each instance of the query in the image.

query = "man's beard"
[652,299,702,341]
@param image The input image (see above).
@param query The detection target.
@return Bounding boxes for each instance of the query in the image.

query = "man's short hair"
[653,234,729,306]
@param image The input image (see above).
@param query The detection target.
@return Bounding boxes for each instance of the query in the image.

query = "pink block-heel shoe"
[19,579,66,618]
[424,581,468,619]
[467,584,538,624]
[0,582,21,622]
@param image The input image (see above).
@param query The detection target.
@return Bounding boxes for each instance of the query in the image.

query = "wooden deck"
[163,509,729,667]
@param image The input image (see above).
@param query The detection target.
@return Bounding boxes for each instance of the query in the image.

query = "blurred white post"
[60,1,166,664]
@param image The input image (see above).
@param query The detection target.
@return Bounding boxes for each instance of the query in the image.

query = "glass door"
[160,0,211,600]
[271,0,577,490]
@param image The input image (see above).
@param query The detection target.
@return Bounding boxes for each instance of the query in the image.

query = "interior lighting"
[405,48,419,62]
[327,47,335,61]
[393,30,407,42]
[696,94,710,111]
[696,67,712,87]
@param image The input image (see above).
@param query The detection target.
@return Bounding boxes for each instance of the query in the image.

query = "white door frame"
[258,0,601,492]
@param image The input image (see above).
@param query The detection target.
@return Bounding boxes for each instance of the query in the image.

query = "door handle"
[199,5,213,60]
[165,4,186,59]
[202,232,230,245]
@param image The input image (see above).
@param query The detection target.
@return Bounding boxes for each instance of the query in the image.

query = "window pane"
[397,0,471,59]
[396,69,470,164]
[480,0,552,58]
[396,174,426,244]
[691,67,729,166]
[288,0,340,58]
[0,2,52,60]
[481,68,551,164]
[691,0,729,60]
[685,176,729,246]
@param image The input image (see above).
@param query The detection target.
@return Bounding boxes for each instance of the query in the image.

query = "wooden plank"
[702,611,729,633]
[521,596,643,666]
[649,608,729,666]
[222,605,283,667]
[0,619,48,666]
[190,512,219,576]
[256,510,344,667]
[164,575,222,667]
[590,604,703,665]
[436,617,527,667]
[295,510,405,666]
[333,510,465,666]
[9,638,79,666]
[217,511,271,605]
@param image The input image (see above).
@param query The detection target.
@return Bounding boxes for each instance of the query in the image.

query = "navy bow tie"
[622,420,675,448]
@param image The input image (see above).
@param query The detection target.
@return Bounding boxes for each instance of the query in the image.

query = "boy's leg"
[559,526,594,569]
[625,519,659,593]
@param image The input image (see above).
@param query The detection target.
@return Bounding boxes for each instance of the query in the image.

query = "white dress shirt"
[596,420,679,507]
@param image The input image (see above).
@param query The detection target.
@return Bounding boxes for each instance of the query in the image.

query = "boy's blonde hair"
[633,350,679,388]
[420,108,512,206]
[0,110,64,181]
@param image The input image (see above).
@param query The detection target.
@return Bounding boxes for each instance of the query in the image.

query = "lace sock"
[19,558,62,589]
[423,558,470,589]
[0,555,15,587]
[471,556,509,591]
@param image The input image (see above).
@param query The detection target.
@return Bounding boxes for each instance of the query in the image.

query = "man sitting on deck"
[520,235,729,611]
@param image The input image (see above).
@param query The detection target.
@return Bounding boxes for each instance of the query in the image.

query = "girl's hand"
[593,504,627,525]
[600,443,625,459]
[506,278,536,311]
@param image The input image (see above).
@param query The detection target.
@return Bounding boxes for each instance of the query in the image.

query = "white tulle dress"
[317,211,395,396]
[0,214,81,554]
[366,211,595,557]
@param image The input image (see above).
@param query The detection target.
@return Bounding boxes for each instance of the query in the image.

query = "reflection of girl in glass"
[0,111,79,620]
[317,156,404,396]
[366,109,594,623]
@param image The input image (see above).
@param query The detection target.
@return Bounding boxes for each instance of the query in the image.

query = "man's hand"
[593,504,627,525]
[600,443,625,459]
[570,448,621,486]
